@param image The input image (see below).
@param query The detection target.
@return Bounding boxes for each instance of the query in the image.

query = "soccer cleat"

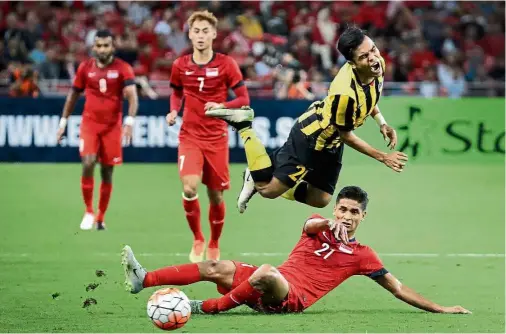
[121,245,147,294]
[80,212,95,230]
[189,240,206,263]
[237,168,257,214]
[189,300,204,314]
[96,221,106,230]
[205,106,254,131]
[206,246,220,261]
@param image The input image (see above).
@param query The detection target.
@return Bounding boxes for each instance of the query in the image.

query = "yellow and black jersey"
[297,57,386,152]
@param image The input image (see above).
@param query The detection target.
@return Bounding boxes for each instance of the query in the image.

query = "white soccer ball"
[147,288,192,331]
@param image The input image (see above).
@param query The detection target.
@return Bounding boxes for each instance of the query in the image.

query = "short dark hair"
[337,25,367,61]
[336,186,369,210]
[95,29,113,39]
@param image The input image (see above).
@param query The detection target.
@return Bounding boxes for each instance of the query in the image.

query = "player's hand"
[382,151,408,173]
[166,110,178,126]
[380,124,397,150]
[329,220,349,244]
[123,124,133,145]
[440,306,472,314]
[204,102,224,111]
[56,128,65,144]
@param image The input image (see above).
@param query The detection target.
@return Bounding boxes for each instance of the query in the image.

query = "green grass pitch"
[0,162,504,332]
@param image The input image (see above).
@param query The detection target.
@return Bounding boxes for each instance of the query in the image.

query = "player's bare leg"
[181,174,206,263]
[195,264,289,314]
[124,244,237,294]
[80,155,97,230]
[206,188,225,261]
[96,164,114,230]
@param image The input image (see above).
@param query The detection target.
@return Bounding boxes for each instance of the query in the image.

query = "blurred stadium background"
[0,1,504,333]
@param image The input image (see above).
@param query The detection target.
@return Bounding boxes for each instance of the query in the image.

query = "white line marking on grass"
[0,252,504,258]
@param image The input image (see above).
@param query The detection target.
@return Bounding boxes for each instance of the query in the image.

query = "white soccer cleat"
[80,212,95,230]
[237,167,257,214]
[121,245,147,294]
[205,106,254,131]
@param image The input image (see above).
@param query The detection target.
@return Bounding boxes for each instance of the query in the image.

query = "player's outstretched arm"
[340,130,408,173]
[57,88,81,143]
[374,273,471,314]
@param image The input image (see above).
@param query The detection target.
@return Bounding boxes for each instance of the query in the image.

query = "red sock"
[183,195,204,241]
[208,202,225,248]
[96,182,112,222]
[81,176,94,214]
[143,263,201,287]
[202,279,262,314]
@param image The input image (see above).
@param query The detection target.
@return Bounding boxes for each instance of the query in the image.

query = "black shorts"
[269,124,344,195]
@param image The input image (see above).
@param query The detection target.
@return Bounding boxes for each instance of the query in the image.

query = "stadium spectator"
[0,0,503,98]
[438,52,467,98]
[38,48,61,80]
[9,66,39,97]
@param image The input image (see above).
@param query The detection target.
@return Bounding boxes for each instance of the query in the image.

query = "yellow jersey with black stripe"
[297,57,386,152]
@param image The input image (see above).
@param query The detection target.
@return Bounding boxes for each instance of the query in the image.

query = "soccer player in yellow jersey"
[206,26,408,213]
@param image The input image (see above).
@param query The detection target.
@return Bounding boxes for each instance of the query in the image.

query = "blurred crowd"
[1,0,504,99]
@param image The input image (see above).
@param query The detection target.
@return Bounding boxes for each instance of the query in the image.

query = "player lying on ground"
[165,11,250,262]
[122,186,470,315]
[206,26,408,213]
[57,29,138,230]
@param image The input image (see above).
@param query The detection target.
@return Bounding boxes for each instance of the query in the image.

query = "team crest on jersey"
[206,68,219,77]
[107,70,119,79]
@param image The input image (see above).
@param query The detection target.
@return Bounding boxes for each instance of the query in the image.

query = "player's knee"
[207,190,223,205]
[312,194,332,208]
[81,157,96,173]
[199,260,228,280]
[250,264,279,290]
[182,184,198,199]
[256,185,282,199]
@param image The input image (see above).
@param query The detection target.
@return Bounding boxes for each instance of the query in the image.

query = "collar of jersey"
[191,51,216,68]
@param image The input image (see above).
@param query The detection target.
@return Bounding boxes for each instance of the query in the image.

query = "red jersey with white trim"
[170,52,244,141]
[73,58,135,125]
[277,214,387,310]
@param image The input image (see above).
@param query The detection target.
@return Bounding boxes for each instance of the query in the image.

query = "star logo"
[397,106,438,158]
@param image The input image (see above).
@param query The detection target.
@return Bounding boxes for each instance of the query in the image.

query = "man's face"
[189,19,216,52]
[351,36,382,78]
[93,36,114,63]
[333,198,366,235]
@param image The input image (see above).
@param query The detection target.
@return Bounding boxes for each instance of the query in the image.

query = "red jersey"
[73,58,135,125]
[170,52,244,141]
[277,214,387,310]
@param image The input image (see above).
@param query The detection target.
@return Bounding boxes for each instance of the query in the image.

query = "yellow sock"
[239,128,272,172]
[281,186,296,201]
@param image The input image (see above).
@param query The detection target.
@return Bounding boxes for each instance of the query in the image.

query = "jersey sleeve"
[170,58,183,91]
[121,63,136,87]
[357,246,388,278]
[72,62,87,92]
[302,213,326,235]
[226,57,244,89]
[330,94,356,131]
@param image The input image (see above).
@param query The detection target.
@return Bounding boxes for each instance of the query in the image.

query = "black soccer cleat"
[96,221,106,230]
[205,106,254,131]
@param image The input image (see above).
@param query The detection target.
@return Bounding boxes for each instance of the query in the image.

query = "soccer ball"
[147,288,192,331]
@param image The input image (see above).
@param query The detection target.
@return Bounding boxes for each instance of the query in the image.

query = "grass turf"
[0,163,503,332]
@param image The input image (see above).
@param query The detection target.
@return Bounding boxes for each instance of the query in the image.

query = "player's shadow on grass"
[304,309,423,315]
[206,308,421,316]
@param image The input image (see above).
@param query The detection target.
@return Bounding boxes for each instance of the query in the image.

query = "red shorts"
[178,136,229,190]
[216,261,305,314]
[80,120,122,165]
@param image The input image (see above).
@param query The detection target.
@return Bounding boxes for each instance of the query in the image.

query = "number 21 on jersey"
[314,243,335,260]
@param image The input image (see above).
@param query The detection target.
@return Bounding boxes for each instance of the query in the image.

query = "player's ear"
[361,210,367,221]
[348,61,356,69]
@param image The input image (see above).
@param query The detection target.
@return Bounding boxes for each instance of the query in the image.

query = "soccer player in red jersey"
[165,11,250,262]
[56,30,139,231]
[122,186,470,315]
